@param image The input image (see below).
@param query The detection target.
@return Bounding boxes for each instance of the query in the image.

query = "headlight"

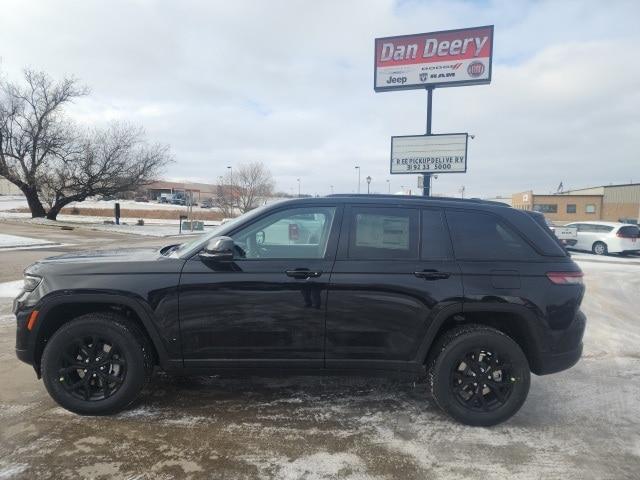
[23,275,42,292]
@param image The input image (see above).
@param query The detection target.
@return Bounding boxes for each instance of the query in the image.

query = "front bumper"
[531,310,586,375]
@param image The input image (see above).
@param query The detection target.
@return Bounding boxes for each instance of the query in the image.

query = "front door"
[179,205,341,369]
[325,205,463,370]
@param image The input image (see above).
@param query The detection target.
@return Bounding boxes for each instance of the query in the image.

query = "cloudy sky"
[1,0,638,197]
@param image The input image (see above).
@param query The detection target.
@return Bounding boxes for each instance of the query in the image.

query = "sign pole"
[423,87,434,197]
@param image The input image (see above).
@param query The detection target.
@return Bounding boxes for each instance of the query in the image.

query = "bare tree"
[0,69,88,217]
[214,161,274,216]
[0,69,171,219]
[41,124,171,220]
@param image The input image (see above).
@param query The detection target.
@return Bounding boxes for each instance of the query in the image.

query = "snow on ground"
[0,280,23,299]
[0,212,221,237]
[0,195,218,213]
[0,234,56,249]
[570,251,640,264]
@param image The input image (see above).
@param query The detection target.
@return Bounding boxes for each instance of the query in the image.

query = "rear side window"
[348,207,419,259]
[446,210,538,260]
[618,226,639,238]
[421,209,452,260]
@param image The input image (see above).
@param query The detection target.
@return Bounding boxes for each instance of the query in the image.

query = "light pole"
[386,179,390,194]
[366,176,371,194]
[355,166,361,194]
[227,166,233,208]
[297,178,301,197]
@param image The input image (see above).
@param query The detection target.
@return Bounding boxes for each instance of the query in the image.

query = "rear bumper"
[531,310,586,375]
[533,342,583,375]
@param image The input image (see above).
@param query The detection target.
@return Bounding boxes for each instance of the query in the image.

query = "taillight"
[546,271,583,285]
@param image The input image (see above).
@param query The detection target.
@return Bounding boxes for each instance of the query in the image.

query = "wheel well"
[34,302,158,369]
[426,311,536,368]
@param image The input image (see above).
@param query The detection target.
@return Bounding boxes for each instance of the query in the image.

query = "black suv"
[14,195,586,426]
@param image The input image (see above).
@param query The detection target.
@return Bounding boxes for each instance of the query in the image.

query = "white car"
[564,221,640,255]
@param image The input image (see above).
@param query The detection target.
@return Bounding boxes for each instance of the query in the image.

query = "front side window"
[348,207,418,259]
[231,207,336,259]
[446,210,537,260]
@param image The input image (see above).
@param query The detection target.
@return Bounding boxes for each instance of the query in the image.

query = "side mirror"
[200,236,235,262]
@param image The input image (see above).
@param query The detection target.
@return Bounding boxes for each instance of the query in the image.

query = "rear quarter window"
[446,209,538,260]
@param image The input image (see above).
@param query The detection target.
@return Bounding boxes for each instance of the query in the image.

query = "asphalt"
[0,220,639,479]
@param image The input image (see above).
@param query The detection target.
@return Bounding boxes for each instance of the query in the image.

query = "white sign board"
[555,226,578,240]
[390,133,468,174]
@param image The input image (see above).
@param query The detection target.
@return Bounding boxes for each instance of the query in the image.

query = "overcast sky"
[1,0,638,198]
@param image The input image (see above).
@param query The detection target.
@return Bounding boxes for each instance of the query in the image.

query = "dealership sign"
[375,25,493,92]
[390,133,468,174]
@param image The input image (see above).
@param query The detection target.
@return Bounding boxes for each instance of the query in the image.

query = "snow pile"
[0,280,24,299]
[0,233,55,249]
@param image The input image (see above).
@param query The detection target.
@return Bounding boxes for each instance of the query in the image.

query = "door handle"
[414,270,450,280]
[285,269,323,279]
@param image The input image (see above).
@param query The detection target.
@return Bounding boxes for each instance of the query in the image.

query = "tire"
[428,325,530,427]
[41,312,153,415]
[592,241,608,256]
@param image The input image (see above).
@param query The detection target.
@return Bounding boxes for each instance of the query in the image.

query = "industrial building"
[512,183,640,223]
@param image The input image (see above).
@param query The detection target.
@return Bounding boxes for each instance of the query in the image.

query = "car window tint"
[618,226,640,238]
[421,209,452,260]
[231,207,336,259]
[348,207,418,259]
[446,210,537,260]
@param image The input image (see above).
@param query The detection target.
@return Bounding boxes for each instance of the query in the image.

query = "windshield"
[167,203,276,258]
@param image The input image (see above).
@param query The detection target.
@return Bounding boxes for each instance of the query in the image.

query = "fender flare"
[32,291,171,369]
[414,302,546,366]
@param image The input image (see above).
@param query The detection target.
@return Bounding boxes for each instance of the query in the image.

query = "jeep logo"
[386,76,407,85]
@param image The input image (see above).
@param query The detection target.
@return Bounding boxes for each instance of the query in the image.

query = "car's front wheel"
[41,312,153,415]
[428,325,530,426]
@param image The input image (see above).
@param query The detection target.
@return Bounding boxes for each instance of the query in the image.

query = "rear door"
[325,204,463,369]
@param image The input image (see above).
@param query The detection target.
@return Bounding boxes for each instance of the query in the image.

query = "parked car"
[14,195,586,426]
[545,218,578,247]
[563,221,640,255]
[200,198,214,209]
[133,196,149,203]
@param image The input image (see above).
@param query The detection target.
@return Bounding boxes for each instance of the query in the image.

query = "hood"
[36,247,164,265]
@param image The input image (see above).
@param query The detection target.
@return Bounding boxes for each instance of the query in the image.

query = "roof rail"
[325,194,510,207]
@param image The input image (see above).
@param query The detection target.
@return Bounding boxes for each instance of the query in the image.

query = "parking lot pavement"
[0,223,639,479]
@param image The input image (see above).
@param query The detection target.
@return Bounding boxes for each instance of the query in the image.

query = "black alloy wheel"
[450,349,514,413]
[56,335,127,401]
[42,313,153,415]
[428,325,530,426]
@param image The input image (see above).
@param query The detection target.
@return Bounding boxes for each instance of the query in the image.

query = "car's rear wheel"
[428,325,530,426]
[592,241,608,255]
[41,313,153,415]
